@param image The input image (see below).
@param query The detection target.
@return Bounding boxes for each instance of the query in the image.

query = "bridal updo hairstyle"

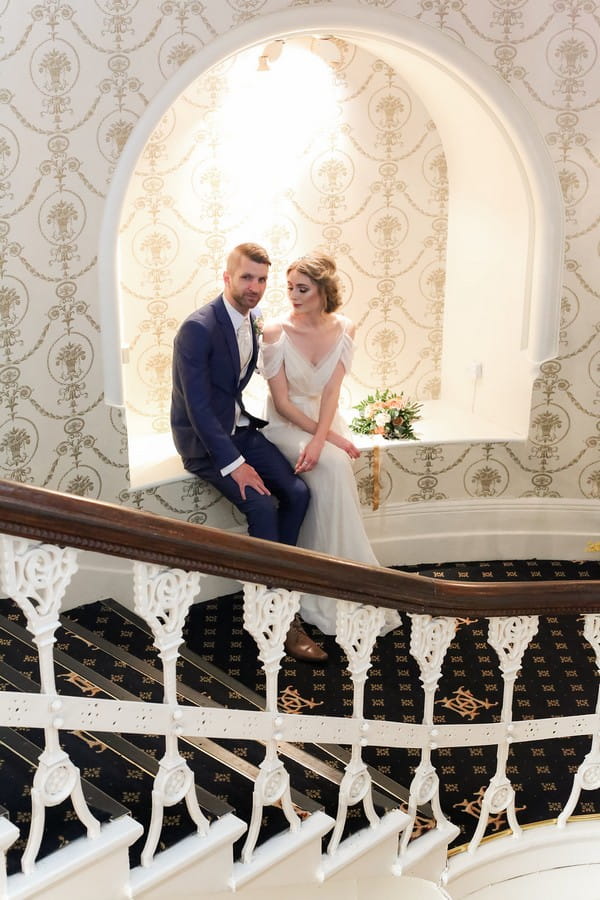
[287,253,342,314]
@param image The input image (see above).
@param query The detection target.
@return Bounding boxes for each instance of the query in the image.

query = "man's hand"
[230,462,270,500]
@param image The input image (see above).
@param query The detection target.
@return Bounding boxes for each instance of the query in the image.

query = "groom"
[171,242,327,662]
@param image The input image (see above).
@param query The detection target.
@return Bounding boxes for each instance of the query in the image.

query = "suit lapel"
[214,296,241,378]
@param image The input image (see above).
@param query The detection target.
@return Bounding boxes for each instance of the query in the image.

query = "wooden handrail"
[0,479,597,618]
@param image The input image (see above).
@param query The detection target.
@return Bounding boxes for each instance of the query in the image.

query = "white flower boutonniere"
[252,313,264,340]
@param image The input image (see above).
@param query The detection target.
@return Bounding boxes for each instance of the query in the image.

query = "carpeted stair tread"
[61,600,262,714]
[0,663,131,875]
[0,607,304,865]
[62,600,410,836]
[59,606,328,803]
[108,598,414,810]
[1,558,599,863]
[0,727,120,876]
[0,640,227,866]
[63,599,412,804]
[176,561,600,849]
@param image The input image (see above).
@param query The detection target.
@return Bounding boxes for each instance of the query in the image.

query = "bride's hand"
[295,437,324,473]
[328,432,361,459]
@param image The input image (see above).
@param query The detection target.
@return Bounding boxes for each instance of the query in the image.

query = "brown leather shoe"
[284,614,328,663]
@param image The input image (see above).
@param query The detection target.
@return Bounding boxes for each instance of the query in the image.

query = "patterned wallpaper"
[0,1,598,536]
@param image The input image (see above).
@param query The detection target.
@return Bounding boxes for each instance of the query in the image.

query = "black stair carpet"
[0,612,234,876]
[175,558,600,852]
[59,601,404,842]
[0,596,401,876]
[0,606,326,875]
[0,558,598,876]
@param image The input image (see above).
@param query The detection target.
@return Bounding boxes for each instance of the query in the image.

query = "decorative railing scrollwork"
[0,535,101,874]
[0,479,597,887]
[133,561,209,865]
[241,582,302,862]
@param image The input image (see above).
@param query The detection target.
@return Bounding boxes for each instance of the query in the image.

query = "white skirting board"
[445,819,600,898]
[61,498,599,609]
[364,497,600,567]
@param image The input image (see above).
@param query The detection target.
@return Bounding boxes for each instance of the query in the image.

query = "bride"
[260,252,401,637]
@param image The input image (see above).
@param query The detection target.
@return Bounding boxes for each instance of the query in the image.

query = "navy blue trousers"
[184,427,310,545]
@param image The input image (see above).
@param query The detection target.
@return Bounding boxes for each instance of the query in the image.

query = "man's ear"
[223,270,230,289]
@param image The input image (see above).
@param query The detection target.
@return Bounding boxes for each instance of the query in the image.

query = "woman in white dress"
[260,253,401,636]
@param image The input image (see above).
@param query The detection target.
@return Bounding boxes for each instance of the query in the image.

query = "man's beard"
[232,290,258,308]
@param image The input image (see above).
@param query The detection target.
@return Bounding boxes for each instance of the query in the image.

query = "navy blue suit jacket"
[170,295,263,471]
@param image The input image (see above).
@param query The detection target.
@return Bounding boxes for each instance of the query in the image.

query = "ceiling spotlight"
[311,35,342,68]
[257,39,285,72]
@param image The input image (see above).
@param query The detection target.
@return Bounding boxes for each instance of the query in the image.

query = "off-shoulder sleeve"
[259,333,285,379]
[339,330,355,372]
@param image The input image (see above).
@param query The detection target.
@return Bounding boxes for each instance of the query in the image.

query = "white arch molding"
[98,6,564,488]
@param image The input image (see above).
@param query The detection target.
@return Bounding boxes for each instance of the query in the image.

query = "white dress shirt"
[221,298,253,476]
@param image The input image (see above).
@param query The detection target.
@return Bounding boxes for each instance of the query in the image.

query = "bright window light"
[211,41,340,228]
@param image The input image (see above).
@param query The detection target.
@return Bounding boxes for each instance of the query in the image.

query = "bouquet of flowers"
[350,388,422,440]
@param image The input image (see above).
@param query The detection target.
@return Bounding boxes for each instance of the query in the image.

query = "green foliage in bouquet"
[350,388,422,440]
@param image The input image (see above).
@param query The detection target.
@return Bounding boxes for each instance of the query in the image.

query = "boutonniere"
[252,313,264,339]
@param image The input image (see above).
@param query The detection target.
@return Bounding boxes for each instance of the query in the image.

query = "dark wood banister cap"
[0,479,597,618]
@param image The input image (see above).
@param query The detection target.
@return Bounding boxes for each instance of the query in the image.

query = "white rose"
[374,411,388,428]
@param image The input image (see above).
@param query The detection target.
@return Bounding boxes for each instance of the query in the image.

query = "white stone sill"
[128,400,524,491]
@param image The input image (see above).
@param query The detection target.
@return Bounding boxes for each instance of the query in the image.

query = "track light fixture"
[257,35,340,72]
[257,39,285,72]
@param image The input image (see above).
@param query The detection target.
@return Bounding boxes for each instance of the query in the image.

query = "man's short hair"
[226,242,271,273]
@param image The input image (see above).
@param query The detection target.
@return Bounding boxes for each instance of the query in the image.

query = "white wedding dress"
[260,320,401,636]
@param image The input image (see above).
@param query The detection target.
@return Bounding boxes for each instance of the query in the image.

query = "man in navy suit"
[171,242,327,662]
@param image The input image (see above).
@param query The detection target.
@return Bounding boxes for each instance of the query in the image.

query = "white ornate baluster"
[241,582,301,863]
[0,535,101,873]
[558,614,600,827]
[468,615,538,853]
[328,600,387,854]
[133,562,209,867]
[400,614,456,855]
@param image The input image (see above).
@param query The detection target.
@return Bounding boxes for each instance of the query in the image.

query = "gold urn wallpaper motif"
[0,0,598,537]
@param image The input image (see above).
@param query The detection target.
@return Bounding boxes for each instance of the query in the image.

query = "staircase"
[0,480,598,899]
[0,596,423,898]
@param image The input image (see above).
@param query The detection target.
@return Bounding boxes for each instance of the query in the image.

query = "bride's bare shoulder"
[262,319,285,344]
[335,313,356,339]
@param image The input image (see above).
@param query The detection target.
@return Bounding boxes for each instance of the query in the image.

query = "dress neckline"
[281,320,345,368]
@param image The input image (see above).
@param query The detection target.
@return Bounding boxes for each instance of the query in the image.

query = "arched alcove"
[99,7,563,489]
